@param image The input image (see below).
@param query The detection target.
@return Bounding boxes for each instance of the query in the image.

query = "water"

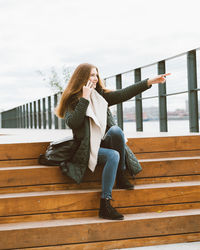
[123,120,199,136]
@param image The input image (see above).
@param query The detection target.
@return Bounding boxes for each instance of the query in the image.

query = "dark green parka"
[65,79,151,184]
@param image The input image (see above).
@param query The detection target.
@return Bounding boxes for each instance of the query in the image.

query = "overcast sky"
[0,0,200,111]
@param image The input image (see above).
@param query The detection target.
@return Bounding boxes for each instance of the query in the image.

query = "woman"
[55,63,170,220]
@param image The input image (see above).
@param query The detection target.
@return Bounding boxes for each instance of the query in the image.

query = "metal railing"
[0,94,66,129]
[1,48,200,132]
[104,49,200,132]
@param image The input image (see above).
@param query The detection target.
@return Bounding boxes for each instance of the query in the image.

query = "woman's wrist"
[82,95,90,100]
[147,79,153,87]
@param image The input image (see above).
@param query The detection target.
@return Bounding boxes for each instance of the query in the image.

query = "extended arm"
[102,79,151,106]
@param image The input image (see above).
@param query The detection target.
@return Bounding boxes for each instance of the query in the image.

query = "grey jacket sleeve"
[65,97,89,129]
[102,79,152,106]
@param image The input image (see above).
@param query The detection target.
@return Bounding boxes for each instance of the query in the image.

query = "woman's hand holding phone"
[82,80,94,100]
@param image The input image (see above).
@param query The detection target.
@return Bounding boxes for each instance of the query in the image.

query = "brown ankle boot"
[99,198,124,220]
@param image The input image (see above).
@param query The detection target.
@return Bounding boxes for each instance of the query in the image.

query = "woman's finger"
[85,81,91,88]
[162,73,171,77]
[89,81,94,88]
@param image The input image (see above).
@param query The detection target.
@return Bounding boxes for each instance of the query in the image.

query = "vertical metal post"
[4,111,8,128]
[6,110,10,127]
[54,94,58,129]
[30,102,33,128]
[1,112,5,128]
[1,112,4,128]
[187,50,199,132]
[16,107,20,128]
[0,111,2,128]
[13,108,18,128]
[48,96,52,129]
[33,101,37,129]
[42,97,46,129]
[158,60,168,132]
[26,103,29,128]
[19,106,23,128]
[61,119,66,129]
[15,108,18,128]
[22,105,26,128]
[116,74,123,130]
[135,68,143,131]
[9,110,11,127]
[38,99,41,129]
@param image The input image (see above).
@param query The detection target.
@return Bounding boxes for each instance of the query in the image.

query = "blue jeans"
[97,125,126,199]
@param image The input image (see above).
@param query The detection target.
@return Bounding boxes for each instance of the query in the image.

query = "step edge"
[0,208,200,231]
[1,181,200,199]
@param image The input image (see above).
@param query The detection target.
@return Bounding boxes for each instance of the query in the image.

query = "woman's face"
[89,67,98,88]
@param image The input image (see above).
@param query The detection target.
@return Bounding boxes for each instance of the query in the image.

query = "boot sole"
[99,215,124,220]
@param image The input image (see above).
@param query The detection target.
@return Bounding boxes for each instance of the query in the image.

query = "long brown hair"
[55,63,109,118]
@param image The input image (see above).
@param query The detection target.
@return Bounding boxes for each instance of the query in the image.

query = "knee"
[107,149,120,166]
[109,125,124,140]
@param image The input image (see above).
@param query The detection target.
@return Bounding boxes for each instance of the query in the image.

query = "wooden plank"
[0,183,200,216]
[113,183,200,208]
[0,166,67,187]
[127,135,200,153]
[0,183,102,194]
[0,142,49,160]
[19,232,200,250]
[1,175,200,195]
[0,148,200,163]
[2,151,200,165]
[135,175,200,185]
[135,150,200,159]
[0,135,200,160]
[0,159,38,167]
[0,164,103,188]
[0,210,200,249]
[138,157,200,177]
[1,202,200,224]
[0,157,200,188]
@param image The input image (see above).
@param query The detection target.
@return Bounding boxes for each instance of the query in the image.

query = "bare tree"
[37,66,74,93]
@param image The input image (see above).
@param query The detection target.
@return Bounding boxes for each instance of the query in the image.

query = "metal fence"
[105,49,200,133]
[0,94,66,129]
[1,49,200,132]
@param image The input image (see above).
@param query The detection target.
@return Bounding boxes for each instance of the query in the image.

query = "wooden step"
[128,135,200,152]
[1,175,200,195]
[1,150,200,167]
[0,209,200,249]
[138,156,200,177]
[9,233,200,250]
[0,182,103,195]
[0,181,200,219]
[1,135,199,161]
[0,159,38,167]
[0,135,199,249]
[0,157,199,190]
[0,142,49,160]
[1,201,200,225]
[136,150,200,159]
